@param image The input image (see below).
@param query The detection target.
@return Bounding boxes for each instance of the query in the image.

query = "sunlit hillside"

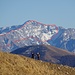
[0,51,75,75]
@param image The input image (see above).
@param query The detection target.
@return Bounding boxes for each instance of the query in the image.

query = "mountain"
[0,20,75,53]
[11,45,75,67]
[0,51,75,75]
[0,20,58,52]
[49,27,75,53]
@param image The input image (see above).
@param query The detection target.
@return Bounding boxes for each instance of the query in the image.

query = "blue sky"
[0,0,75,28]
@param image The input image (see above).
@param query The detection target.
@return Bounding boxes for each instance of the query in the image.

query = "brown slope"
[11,45,75,67]
[0,51,75,75]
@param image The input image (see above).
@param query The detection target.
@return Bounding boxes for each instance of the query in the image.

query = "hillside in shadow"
[11,45,75,67]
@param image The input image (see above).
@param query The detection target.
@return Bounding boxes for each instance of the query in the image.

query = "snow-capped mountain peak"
[0,20,75,53]
[0,20,59,52]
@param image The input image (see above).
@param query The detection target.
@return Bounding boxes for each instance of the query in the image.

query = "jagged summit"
[0,20,58,52]
[0,20,57,34]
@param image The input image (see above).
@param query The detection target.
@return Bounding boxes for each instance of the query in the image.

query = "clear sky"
[0,0,75,28]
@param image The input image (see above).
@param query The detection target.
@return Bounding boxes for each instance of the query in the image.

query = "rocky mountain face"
[11,45,75,67]
[49,27,75,53]
[0,20,75,53]
[0,20,58,52]
[0,51,75,75]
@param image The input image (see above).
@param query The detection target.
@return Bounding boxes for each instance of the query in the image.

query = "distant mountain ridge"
[0,24,23,34]
[0,20,75,52]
